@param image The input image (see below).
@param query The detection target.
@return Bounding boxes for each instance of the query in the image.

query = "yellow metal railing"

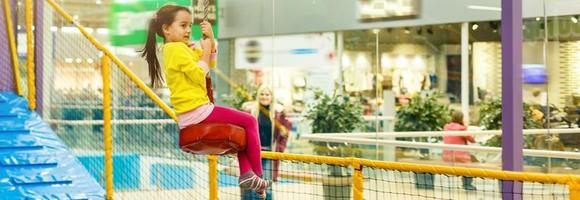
[39,0,580,199]
[260,151,580,200]
[2,0,22,96]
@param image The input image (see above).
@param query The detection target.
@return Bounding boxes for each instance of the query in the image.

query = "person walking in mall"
[442,110,477,190]
[241,85,292,200]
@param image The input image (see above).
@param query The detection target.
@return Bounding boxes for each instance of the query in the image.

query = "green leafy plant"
[305,89,364,134]
[478,98,542,147]
[304,88,364,157]
[395,94,451,141]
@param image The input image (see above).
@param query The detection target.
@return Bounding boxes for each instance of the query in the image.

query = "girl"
[140,5,271,197]
[442,110,477,190]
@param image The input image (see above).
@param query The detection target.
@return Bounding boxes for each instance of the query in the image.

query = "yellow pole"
[101,56,114,200]
[570,176,580,200]
[352,159,364,200]
[2,0,22,96]
[208,155,218,200]
[25,0,35,110]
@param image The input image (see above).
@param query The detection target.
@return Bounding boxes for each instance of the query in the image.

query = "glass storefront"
[212,0,580,172]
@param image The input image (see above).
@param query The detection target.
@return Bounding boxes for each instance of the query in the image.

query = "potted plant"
[394,94,451,190]
[478,98,552,169]
[478,98,542,148]
[304,88,364,200]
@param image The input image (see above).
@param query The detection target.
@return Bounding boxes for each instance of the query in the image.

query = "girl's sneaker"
[239,171,272,199]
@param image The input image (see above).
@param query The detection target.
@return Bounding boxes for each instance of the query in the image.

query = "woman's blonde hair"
[251,85,275,118]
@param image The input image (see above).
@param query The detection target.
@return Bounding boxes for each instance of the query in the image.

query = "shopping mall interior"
[0,0,579,199]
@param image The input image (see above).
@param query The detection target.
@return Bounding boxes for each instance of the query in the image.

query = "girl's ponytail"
[141,18,163,88]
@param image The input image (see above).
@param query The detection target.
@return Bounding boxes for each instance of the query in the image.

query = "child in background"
[442,110,477,190]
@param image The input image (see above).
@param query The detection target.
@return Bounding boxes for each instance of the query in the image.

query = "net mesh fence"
[217,155,570,200]
[218,155,354,200]
[363,167,568,200]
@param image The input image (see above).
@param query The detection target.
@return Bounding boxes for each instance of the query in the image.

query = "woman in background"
[242,85,292,199]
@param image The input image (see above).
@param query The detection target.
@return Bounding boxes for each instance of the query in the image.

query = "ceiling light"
[571,16,578,24]
[96,0,102,5]
[471,23,479,30]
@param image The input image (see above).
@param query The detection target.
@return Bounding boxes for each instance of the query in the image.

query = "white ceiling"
[42,0,580,39]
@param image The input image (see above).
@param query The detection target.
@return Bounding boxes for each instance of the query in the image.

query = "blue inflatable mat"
[0,92,104,199]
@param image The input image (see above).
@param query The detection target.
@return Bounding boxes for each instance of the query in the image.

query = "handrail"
[47,105,165,111]
[288,115,395,122]
[2,0,21,96]
[301,128,580,138]
[45,119,174,125]
[301,134,580,160]
[261,151,580,184]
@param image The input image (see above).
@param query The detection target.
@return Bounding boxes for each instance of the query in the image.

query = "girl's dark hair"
[140,5,191,88]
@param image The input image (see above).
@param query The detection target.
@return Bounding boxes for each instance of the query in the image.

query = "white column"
[337,32,344,94]
[374,29,380,160]
[461,22,470,124]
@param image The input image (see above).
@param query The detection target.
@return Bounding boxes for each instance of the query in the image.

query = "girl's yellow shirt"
[162,42,216,114]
